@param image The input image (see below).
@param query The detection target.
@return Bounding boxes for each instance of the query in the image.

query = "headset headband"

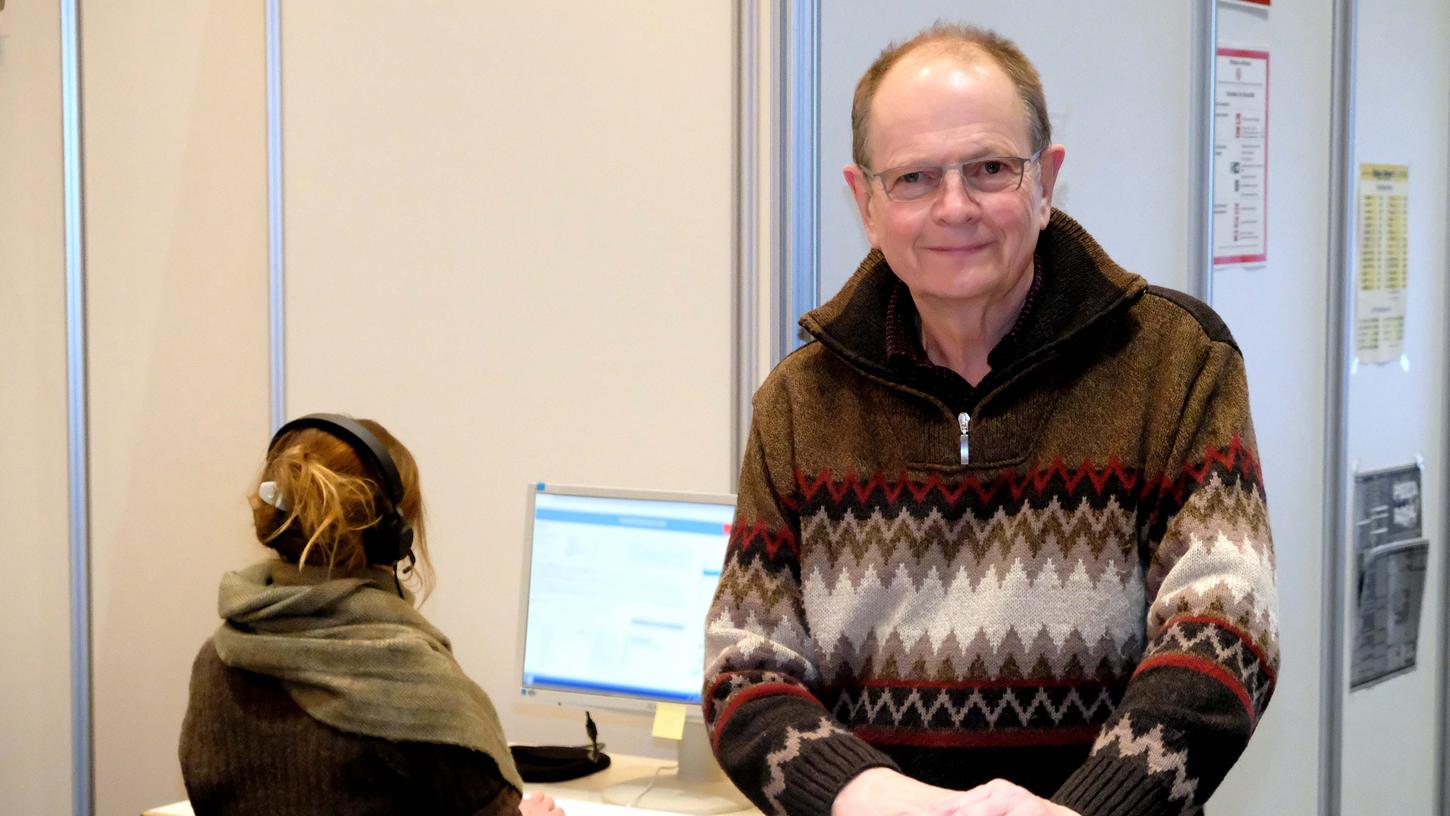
[269,413,405,508]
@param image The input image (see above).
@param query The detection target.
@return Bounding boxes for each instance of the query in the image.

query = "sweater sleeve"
[703,405,899,816]
[1053,341,1279,816]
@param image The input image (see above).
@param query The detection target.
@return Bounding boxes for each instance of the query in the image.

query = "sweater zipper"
[958,411,970,464]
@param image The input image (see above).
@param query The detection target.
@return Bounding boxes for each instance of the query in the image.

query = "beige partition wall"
[81,3,270,813]
[0,4,74,813]
[1335,1,1450,812]
[281,3,736,755]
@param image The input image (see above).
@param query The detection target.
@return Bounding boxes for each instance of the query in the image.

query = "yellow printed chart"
[1355,163,1409,366]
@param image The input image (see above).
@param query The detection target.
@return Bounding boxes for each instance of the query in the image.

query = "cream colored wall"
[280,2,736,757]
[0,3,73,813]
[80,3,269,813]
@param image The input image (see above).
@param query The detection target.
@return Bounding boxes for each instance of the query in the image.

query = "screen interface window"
[522,492,733,704]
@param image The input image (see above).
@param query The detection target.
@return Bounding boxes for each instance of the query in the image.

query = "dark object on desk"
[510,744,611,782]
[511,709,610,782]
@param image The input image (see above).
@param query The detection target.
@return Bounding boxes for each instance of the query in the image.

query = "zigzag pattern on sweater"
[1138,616,1275,721]
[713,556,811,625]
[1090,715,1200,810]
[828,679,1120,737]
[799,495,1138,580]
[760,716,848,816]
[1149,470,1273,562]
[787,437,1261,516]
[707,438,1274,774]
[794,493,1153,685]
[728,518,800,558]
[812,623,1146,687]
[732,440,1277,682]
[703,670,807,728]
[724,440,1268,583]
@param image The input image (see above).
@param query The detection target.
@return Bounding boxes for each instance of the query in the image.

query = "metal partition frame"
[266,0,286,431]
[1320,0,1358,813]
[775,0,820,363]
[732,0,759,483]
[60,1,94,813]
[1189,0,1217,304]
[1439,80,1450,816]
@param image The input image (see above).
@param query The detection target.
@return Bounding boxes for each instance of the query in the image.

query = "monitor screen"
[519,485,735,711]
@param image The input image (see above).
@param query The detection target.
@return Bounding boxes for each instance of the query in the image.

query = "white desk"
[527,753,760,816]
[142,754,761,816]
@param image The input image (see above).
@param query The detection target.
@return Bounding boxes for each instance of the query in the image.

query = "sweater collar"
[799,209,1148,384]
[883,252,1047,372]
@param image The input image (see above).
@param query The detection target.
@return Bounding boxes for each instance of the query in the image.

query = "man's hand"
[936,779,1081,816]
[832,771,1080,816]
[830,767,964,816]
[519,791,566,816]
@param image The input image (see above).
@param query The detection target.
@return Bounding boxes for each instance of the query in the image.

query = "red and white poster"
[1213,47,1270,267]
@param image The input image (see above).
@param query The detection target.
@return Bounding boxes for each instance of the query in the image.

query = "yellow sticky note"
[651,702,687,740]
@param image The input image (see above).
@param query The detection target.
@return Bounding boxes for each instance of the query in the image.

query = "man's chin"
[907,280,1000,306]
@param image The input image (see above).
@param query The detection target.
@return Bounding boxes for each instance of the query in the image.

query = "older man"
[704,23,1278,816]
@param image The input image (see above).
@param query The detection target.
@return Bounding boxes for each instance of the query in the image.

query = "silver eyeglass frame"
[862,148,1045,202]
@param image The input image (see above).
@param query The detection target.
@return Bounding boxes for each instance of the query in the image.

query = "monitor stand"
[600,722,752,814]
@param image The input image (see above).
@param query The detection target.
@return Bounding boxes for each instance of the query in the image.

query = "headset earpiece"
[363,506,415,567]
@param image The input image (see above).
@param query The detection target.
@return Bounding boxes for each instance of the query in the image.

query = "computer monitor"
[518,483,749,814]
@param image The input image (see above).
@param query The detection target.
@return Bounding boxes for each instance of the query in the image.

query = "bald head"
[851,24,1050,169]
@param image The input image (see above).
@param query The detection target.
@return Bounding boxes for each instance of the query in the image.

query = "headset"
[267,413,416,568]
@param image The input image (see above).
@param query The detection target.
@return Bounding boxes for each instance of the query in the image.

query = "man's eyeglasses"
[863,149,1044,202]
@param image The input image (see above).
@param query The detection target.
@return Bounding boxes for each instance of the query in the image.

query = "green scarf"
[211,560,524,792]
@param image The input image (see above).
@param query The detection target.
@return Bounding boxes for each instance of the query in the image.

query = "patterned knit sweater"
[702,211,1278,816]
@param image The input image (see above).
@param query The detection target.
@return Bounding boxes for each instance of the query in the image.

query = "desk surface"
[527,753,760,816]
[142,754,762,816]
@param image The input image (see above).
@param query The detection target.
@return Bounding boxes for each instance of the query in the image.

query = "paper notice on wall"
[1213,48,1270,267]
[1355,163,1410,366]
[1351,463,1428,689]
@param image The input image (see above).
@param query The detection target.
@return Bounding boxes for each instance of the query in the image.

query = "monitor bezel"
[517,482,736,720]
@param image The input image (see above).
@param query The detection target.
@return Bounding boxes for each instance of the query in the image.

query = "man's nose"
[932,168,981,222]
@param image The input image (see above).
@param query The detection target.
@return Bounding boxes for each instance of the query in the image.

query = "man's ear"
[843,164,880,248]
[1036,144,1066,220]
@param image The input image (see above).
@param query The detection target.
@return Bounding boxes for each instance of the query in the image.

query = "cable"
[585,711,601,762]
[627,763,679,808]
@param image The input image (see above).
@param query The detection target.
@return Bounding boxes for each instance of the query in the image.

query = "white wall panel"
[82,3,269,813]
[1337,2,1450,813]
[281,2,735,757]
[1211,3,1334,813]
[0,4,74,812]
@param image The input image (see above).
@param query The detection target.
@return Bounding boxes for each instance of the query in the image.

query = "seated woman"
[180,413,561,815]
